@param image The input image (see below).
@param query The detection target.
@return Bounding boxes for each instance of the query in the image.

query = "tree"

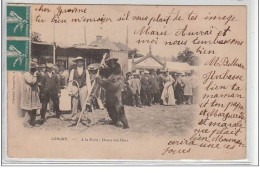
[128,48,143,59]
[177,47,199,66]
[31,32,43,42]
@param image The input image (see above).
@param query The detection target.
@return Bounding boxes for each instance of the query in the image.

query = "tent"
[165,61,191,73]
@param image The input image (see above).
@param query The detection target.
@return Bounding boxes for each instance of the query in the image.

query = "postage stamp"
[7,40,29,71]
[7,5,30,37]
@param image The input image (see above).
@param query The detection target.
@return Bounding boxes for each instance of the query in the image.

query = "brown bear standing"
[98,58,130,129]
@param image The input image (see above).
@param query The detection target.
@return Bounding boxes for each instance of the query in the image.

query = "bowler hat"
[88,63,100,70]
[30,62,38,69]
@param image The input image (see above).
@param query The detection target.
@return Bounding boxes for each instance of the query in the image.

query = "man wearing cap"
[129,73,142,108]
[174,73,184,105]
[40,63,61,123]
[68,57,91,120]
[20,62,41,127]
[140,70,152,106]
[123,72,133,106]
[190,70,199,104]
[88,64,104,110]
[149,70,160,105]
[37,64,46,104]
[98,57,130,129]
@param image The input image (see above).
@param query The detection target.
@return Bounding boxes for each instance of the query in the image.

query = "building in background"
[128,46,193,74]
[31,41,55,64]
[89,35,130,75]
[31,35,131,76]
[129,46,165,73]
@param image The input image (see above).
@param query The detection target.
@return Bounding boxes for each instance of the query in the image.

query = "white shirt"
[77,67,83,76]
[68,68,91,94]
[47,72,52,78]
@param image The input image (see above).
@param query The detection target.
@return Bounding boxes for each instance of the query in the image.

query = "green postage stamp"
[7,40,30,71]
[7,6,30,37]
[7,5,30,71]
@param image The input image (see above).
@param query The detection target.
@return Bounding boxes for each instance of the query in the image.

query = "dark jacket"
[37,71,45,91]
[157,75,165,91]
[42,72,61,94]
[149,75,160,94]
[140,75,151,91]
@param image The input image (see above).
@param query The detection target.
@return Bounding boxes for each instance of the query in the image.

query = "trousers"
[41,90,60,119]
[141,88,151,106]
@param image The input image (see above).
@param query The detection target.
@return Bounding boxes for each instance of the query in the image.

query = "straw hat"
[73,56,84,62]
[144,70,149,74]
[46,63,54,68]
[39,64,46,68]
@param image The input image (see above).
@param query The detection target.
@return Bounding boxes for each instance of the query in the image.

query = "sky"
[31,5,195,59]
[31,5,246,60]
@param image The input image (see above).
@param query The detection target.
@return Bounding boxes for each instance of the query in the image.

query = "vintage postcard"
[3,2,250,163]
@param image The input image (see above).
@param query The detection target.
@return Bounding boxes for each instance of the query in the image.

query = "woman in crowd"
[161,71,175,106]
[20,62,41,127]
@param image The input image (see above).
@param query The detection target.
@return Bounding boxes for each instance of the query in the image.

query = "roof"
[90,36,131,52]
[31,41,55,46]
[114,42,131,51]
[90,38,120,51]
[134,53,165,66]
[165,61,191,73]
[133,56,164,69]
[58,44,109,50]
[31,41,54,57]
[128,58,142,71]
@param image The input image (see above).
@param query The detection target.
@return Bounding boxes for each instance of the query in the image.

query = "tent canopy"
[165,62,191,73]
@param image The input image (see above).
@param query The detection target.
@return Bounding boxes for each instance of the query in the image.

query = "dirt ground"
[31,104,197,137]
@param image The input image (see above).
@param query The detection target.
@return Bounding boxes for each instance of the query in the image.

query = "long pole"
[53,11,56,64]
[53,43,55,64]
[84,26,87,45]
[74,53,107,130]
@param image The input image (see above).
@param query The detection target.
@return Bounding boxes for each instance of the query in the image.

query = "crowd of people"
[123,69,199,107]
[20,57,198,129]
[20,56,130,128]
[21,61,64,127]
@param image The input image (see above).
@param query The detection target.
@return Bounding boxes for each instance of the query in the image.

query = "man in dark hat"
[68,56,91,120]
[37,64,46,104]
[98,57,130,129]
[140,70,152,106]
[87,64,105,110]
[40,63,61,124]
[149,69,160,105]
[131,73,142,108]
[123,72,133,105]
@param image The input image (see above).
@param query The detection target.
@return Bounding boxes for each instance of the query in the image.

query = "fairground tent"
[165,61,191,73]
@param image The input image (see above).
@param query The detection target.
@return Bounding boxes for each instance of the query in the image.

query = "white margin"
[1,0,259,166]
